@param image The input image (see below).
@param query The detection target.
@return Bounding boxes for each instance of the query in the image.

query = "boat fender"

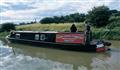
[96,40,104,48]
[96,41,105,52]
[104,41,111,46]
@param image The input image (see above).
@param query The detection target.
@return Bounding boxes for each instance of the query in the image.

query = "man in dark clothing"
[85,23,92,45]
[70,24,77,32]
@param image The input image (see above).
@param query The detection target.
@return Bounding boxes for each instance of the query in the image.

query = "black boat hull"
[6,31,111,52]
[8,38,97,52]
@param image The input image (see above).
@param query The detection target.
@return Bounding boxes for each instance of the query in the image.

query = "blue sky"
[0,0,120,24]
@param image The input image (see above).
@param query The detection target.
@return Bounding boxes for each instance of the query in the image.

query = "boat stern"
[90,40,111,52]
[95,40,111,52]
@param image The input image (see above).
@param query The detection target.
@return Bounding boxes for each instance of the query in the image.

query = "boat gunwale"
[8,37,86,46]
[12,31,84,34]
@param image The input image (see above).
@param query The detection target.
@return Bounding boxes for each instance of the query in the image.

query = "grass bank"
[92,27,120,40]
[0,23,119,40]
[16,23,120,40]
[0,32,9,39]
[17,23,85,32]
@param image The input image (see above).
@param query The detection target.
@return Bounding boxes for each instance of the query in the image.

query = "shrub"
[105,16,120,30]
[1,23,16,32]
[87,6,111,27]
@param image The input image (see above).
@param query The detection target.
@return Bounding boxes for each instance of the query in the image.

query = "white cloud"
[0,0,30,7]
[0,10,38,20]
[0,0,33,3]
[0,0,120,23]
[31,1,66,11]
[0,0,68,22]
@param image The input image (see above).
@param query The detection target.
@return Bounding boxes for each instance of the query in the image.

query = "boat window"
[15,34,20,39]
[35,34,39,40]
[40,34,46,41]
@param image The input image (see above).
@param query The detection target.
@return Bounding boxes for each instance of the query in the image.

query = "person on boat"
[85,21,92,45]
[70,24,77,32]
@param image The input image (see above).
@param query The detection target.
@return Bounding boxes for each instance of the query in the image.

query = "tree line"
[40,6,120,27]
[40,13,86,23]
[0,6,120,32]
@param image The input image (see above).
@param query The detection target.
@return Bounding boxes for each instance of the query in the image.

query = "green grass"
[17,23,85,32]
[92,28,120,40]
[0,31,9,39]
[0,22,119,40]
[16,23,120,40]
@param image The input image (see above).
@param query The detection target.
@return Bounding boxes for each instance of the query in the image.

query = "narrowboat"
[6,25,111,52]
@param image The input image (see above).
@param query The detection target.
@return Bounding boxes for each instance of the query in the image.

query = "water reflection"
[0,40,120,70]
[0,41,12,57]
[9,43,94,70]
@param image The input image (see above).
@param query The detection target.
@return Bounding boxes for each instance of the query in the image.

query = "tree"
[40,17,55,24]
[110,10,120,16]
[53,16,60,23]
[1,23,16,32]
[59,16,65,23]
[40,13,86,24]
[87,6,111,27]
[69,13,85,22]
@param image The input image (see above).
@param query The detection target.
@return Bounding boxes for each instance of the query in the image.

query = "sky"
[0,0,120,24]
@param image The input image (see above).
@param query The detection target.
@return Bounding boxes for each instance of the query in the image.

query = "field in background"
[0,23,119,40]
[16,23,120,40]
[16,23,85,32]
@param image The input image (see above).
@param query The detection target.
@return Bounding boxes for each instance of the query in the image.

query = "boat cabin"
[7,24,111,52]
[9,31,87,45]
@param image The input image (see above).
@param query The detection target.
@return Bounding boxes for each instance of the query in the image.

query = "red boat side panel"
[96,47,105,52]
[56,33,85,44]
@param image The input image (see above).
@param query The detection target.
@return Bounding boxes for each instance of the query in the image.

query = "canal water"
[0,39,120,70]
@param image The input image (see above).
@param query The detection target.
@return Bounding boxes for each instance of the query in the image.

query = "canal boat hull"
[6,31,111,52]
[8,37,97,52]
